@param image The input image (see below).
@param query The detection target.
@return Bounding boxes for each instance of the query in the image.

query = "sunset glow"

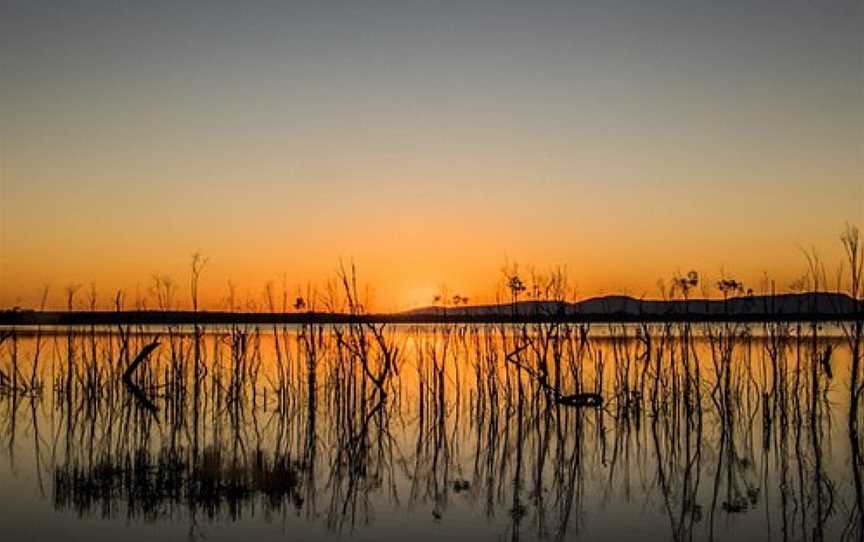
[1,1,861,311]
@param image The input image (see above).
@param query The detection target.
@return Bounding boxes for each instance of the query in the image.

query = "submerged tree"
[190,252,208,313]
[502,265,528,316]
[673,270,699,300]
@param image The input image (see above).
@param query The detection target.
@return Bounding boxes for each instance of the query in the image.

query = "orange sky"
[1,1,862,311]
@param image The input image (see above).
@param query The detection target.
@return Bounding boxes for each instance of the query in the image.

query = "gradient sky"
[1,0,862,310]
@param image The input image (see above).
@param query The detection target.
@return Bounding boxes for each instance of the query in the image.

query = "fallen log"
[122,341,160,382]
[124,379,158,414]
[121,341,160,414]
[556,392,603,408]
[504,343,604,408]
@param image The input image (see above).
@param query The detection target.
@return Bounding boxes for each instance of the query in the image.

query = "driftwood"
[122,341,160,381]
[556,393,603,408]
[122,341,160,414]
[505,342,603,409]
[124,379,158,414]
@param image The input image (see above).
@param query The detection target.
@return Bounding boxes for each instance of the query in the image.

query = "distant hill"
[399,292,862,319]
[0,292,861,326]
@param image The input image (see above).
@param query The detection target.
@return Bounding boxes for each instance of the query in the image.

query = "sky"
[1,0,862,310]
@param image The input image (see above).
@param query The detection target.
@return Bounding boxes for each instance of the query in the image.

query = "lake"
[1,322,862,541]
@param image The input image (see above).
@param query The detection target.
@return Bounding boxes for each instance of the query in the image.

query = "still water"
[1,322,862,541]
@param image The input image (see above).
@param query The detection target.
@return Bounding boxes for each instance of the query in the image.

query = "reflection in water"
[1,320,863,541]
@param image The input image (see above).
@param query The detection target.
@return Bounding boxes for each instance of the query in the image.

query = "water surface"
[1,322,862,541]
